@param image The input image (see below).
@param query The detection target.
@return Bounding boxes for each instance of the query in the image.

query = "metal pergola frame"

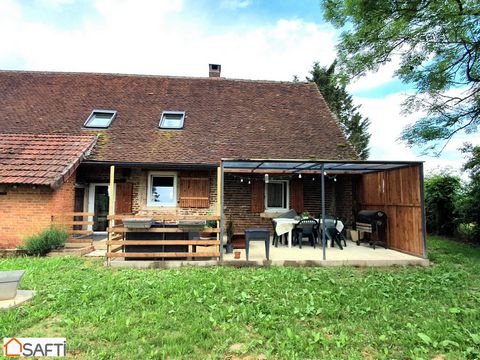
[219,158,426,261]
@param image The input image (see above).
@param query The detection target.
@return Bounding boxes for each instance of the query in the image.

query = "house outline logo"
[4,337,22,357]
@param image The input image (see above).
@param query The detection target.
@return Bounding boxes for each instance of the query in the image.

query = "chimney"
[209,64,221,78]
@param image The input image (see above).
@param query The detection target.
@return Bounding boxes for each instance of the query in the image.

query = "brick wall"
[0,171,76,248]
[224,173,356,234]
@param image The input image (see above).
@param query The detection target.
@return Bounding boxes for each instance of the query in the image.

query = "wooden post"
[217,166,222,259]
[107,165,115,265]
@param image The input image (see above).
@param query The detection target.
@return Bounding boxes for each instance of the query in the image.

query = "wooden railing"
[51,212,94,244]
[105,214,221,262]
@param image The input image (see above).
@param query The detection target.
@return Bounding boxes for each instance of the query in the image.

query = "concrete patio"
[222,239,429,266]
[106,238,429,268]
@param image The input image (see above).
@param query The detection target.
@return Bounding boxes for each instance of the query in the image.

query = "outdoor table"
[274,218,344,248]
[244,228,270,261]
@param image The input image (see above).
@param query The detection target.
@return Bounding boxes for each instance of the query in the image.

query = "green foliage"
[1,237,480,358]
[321,0,480,153]
[309,61,371,159]
[424,173,460,236]
[21,225,68,256]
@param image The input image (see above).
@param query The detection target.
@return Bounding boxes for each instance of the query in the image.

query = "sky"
[1,0,479,176]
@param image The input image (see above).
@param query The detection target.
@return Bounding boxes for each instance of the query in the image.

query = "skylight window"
[159,111,185,129]
[84,110,117,128]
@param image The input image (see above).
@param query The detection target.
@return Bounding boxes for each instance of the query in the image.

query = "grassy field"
[0,237,479,359]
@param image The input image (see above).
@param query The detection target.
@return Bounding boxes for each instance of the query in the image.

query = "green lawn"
[1,237,479,359]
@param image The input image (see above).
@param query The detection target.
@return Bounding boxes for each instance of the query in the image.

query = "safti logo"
[4,337,66,357]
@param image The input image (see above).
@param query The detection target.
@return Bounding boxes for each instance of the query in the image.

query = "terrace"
[74,158,430,267]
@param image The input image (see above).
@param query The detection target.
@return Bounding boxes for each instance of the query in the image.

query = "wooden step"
[64,241,93,249]
[48,245,94,257]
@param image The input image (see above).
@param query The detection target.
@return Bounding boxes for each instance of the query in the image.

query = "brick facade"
[75,165,356,235]
[0,171,76,248]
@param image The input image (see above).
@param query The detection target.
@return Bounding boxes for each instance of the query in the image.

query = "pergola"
[219,159,427,261]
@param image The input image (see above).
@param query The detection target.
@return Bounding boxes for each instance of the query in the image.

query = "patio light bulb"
[298,173,302,179]
[312,177,315,181]
[334,177,337,182]
[240,178,244,182]
[323,171,327,176]
[265,174,269,183]
[248,179,251,184]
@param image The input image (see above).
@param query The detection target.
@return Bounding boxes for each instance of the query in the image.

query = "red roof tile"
[0,134,97,188]
[0,70,358,165]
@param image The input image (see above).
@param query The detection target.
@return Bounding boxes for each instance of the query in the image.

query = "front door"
[88,184,112,233]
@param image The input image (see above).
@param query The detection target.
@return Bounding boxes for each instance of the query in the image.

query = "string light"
[248,179,251,184]
[240,178,243,182]
[298,173,302,179]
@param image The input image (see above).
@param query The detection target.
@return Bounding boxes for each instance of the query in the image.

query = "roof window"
[159,111,185,129]
[84,110,117,128]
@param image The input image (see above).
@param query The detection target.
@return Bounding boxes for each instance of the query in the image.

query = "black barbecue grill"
[355,210,387,249]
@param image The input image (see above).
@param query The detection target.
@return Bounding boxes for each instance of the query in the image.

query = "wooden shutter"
[179,173,210,208]
[115,182,133,226]
[290,179,304,212]
[251,180,265,213]
[115,183,133,214]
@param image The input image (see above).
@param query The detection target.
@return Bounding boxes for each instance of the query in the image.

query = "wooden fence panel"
[358,165,424,257]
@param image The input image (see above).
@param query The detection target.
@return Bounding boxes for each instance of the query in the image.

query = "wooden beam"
[107,165,115,265]
[107,240,220,246]
[52,212,94,217]
[107,252,220,258]
[108,227,221,233]
[56,221,94,225]
[67,230,93,235]
[107,214,220,221]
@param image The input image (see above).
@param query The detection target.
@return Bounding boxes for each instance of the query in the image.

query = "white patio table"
[274,218,344,248]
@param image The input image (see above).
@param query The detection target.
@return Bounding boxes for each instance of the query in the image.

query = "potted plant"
[300,211,312,219]
[225,217,234,254]
[200,219,216,240]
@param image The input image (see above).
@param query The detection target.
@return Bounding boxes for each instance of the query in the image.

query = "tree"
[424,173,461,236]
[321,0,480,153]
[456,144,480,242]
[309,61,371,159]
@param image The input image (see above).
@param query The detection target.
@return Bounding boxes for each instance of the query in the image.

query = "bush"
[21,226,68,256]
[424,173,460,236]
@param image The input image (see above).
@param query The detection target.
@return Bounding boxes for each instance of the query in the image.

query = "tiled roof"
[0,70,358,165]
[0,134,97,188]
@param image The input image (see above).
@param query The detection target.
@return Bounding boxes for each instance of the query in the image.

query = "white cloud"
[346,56,401,93]
[0,0,336,82]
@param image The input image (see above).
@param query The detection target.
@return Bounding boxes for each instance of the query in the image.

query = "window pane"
[267,183,284,208]
[86,112,115,128]
[151,176,175,204]
[161,113,184,129]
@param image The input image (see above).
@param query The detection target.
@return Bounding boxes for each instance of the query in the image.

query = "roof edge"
[50,135,99,189]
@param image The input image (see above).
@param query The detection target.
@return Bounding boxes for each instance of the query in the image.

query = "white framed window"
[147,172,177,207]
[84,110,117,128]
[265,180,289,210]
[159,111,185,129]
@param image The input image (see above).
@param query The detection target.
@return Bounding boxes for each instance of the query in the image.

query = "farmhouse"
[0,65,426,263]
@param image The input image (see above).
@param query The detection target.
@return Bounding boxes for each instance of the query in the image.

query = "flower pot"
[0,270,25,300]
[234,251,241,259]
[350,230,359,242]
